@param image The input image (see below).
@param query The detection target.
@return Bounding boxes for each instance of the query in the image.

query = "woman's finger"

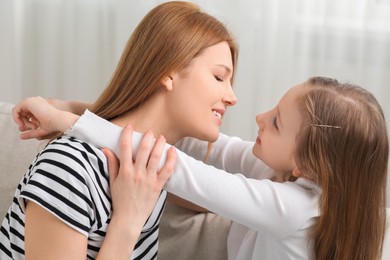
[135,131,154,170]
[102,148,120,183]
[146,135,166,174]
[118,125,134,170]
[158,146,176,183]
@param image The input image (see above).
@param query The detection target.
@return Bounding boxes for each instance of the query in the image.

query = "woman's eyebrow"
[215,64,232,74]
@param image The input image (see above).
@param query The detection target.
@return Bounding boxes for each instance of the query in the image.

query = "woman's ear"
[161,75,173,91]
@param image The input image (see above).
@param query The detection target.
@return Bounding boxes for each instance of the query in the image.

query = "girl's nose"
[256,114,265,130]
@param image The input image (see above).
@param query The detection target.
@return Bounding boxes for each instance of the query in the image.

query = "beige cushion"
[0,102,46,218]
[158,201,231,260]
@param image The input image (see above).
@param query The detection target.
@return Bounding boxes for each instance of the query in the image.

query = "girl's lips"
[256,137,261,144]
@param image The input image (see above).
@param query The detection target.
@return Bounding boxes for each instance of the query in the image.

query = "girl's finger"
[11,107,24,127]
[19,128,48,140]
[21,120,39,130]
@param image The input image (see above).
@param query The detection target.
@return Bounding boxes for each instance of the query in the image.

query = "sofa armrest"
[0,102,46,218]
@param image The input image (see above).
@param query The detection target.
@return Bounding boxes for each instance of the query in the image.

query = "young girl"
[0,1,238,259]
[11,76,389,259]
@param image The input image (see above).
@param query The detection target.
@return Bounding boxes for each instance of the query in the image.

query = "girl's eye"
[272,117,279,130]
[214,75,223,82]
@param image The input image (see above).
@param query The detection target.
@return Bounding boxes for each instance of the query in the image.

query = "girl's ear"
[161,75,173,91]
[292,167,302,178]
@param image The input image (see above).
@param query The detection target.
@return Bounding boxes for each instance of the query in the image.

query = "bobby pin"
[311,124,341,129]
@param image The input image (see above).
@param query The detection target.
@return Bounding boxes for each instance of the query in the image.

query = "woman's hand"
[12,96,80,140]
[98,125,176,259]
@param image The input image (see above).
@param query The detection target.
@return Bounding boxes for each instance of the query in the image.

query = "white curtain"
[1,0,390,203]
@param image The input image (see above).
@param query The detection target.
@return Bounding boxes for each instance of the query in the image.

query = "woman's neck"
[110,95,182,144]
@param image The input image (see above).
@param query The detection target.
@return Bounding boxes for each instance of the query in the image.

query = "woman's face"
[167,41,237,142]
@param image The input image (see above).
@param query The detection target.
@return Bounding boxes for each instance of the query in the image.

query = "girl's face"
[252,84,307,174]
[167,41,237,142]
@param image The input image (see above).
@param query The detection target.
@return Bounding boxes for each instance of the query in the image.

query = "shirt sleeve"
[18,138,101,237]
[174,135,275,180]
[65,110,320,238]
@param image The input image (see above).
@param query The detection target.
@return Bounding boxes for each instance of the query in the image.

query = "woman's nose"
[222,85,237,106]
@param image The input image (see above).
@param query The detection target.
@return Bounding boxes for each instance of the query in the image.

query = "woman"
[0,1,238,259]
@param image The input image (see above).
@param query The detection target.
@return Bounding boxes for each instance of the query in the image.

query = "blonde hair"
[295,77,388,259]
[91,1,238,120]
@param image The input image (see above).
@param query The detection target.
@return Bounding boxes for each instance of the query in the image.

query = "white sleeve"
[175,135,275,180]
[65,110,320,238]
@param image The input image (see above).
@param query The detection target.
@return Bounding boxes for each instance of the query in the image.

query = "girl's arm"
[12,97,271,180]
[47,98,92,116]
[175,135,276,180]
[13,99,317,236]
[66,111,319,238]
[12,96,81,139]
[12,96,90,139]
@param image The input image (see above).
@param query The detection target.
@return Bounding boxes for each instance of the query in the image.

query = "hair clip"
[311,124,341,129]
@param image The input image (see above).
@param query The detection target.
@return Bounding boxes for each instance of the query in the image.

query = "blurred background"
[1,0,390,203]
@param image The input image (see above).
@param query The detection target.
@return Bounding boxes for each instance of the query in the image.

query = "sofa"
[1,101,389,259]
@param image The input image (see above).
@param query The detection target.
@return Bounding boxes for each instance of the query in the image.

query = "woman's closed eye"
[214,75,223,82]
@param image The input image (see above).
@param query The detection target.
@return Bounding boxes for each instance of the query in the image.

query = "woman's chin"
[198,130,219,143]
[209,130,220,142]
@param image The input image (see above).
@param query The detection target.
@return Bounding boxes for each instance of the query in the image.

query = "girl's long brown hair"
[91,1,238,120]
[295,77,388,259]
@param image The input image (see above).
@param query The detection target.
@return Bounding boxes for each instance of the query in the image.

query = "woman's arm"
[97,127,176,259]
[23,125,176,259]
[24,201,89,259]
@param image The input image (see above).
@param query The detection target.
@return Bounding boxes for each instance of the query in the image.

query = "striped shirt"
[0,135,166,259]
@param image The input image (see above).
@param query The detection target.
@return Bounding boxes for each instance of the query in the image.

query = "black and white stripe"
[0,135,166,259]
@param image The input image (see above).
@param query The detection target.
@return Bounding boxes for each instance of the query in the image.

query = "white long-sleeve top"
[66,110,321,260]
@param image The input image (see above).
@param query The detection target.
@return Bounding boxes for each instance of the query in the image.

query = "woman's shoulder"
[45,135,106,163]
[32,135,109,185]
[19,135,111,234]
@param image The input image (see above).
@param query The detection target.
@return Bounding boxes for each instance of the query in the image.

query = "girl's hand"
[12,96,79,140]
[102,125,177,231]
